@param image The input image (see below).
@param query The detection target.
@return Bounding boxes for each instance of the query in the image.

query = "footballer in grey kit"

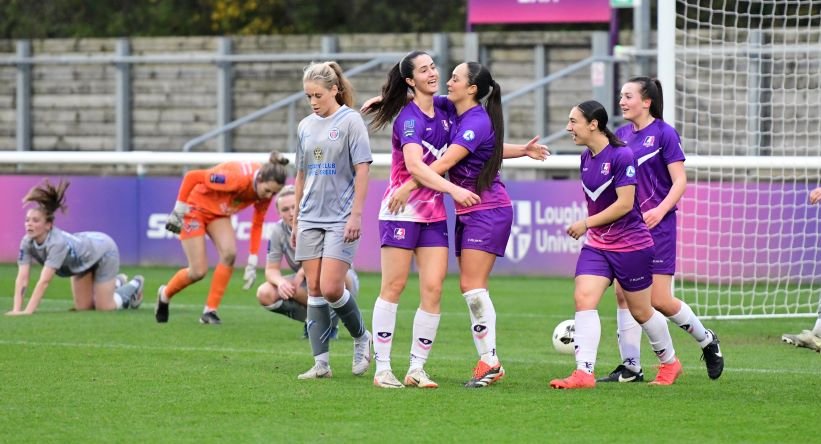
[10,180,144,315]
[255,185,359,335]
[295,106,372,228]
[294,61,373,380]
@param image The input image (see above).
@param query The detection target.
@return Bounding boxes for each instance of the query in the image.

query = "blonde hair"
[302,61,354,107]
[275,184,296,210]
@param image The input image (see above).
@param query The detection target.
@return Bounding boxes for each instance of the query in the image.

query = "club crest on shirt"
[393,227,406,240]
[462,130,475,142]
[328,127,339,141]
[313,147,323,161]
[600,162,611,175]
[403,119,415,138]
[643,135,655,147]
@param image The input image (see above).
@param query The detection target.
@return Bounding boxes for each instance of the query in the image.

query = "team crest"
[600,162,611,175]
[643,136,655,147]
[393,227,406,240]
[328,127,340,141]
[313,147,323,161]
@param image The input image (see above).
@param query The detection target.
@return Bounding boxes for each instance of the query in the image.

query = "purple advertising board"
[468,0,612,25]
[1,176,818,282]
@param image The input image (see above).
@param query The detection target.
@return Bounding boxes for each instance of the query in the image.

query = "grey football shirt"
[295,105,372,227]
[18,227,112,277]
[266,220,300,273]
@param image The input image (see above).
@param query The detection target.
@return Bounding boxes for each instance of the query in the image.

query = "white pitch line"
[0,339,816,375]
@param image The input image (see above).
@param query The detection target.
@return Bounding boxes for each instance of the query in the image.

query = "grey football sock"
[114,282,139,309]
[269,299,307,322]
[330,292,366,339]
[307,303,334,357]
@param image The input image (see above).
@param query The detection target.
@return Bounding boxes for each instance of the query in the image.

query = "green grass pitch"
[0,264,817,443]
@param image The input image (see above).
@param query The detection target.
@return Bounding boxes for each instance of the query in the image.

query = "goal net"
[668,0,821,318]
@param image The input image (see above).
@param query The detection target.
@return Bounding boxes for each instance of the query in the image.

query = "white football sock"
[409,308,440,371]
[463,288,498,366]
[812,317,821,337]
[574,310,600,375]
[642,310,676,364]
[616,308,642,372]
[668,301,710,346]
[372,297,398,373]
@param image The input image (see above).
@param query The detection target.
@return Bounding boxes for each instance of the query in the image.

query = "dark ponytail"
[465,62,504,194]
[367,51,428,131]
[576,100,625,147]
[627,76,664,120]
[23,179,69,223]
[258,151,290,185]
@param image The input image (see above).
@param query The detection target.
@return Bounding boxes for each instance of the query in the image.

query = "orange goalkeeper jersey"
[178,161,272,254]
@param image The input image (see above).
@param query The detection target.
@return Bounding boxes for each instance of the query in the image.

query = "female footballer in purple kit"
[363,51,480,389]
[597,77,724,384]
[549,100,682,389]
[390,62,541,388]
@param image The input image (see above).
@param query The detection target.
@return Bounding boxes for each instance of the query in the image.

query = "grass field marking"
[1,338,816,375]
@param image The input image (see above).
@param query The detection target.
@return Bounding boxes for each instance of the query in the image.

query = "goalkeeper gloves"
[165,201,190,234]
[242,254,259,290]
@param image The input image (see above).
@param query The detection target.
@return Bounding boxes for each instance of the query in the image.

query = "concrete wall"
[0,32,600,160]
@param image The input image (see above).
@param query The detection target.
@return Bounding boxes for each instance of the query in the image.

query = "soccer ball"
[552,319,575,354]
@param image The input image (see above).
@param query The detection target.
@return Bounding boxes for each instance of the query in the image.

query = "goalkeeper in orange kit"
[156,151,289,324]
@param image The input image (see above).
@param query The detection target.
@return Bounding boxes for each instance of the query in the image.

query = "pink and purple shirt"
[580,144,653,252]
[379,100,453,223]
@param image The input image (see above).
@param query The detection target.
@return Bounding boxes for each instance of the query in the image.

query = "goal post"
[660,0,821,319]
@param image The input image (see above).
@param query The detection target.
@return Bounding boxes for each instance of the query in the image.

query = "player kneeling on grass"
[8,180,144,315]
[156,151,289,325]
[549,101,682,389]
[255,185,360,338]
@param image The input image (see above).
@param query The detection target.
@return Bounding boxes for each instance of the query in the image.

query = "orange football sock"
[205,263,234,311]
[165,268,195,300]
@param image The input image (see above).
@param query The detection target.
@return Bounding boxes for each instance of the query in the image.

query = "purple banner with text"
[1,176,818,281]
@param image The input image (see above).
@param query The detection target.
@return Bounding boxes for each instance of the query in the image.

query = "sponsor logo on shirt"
[600,162,610,175]
[643,135,655,147]
[626,165,636,177]
[328,127,340,141]
[393,227,406,240]
[441,119,450,132]
[210,174,226,184]
[403,119,415,138]
[462,130,475,141]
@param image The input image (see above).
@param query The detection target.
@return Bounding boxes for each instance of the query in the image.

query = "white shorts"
[295,226,359,265]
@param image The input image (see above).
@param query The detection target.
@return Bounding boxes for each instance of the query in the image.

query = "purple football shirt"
[446,104,511,215]
[580,144,653,252]
[615,119,685,214]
